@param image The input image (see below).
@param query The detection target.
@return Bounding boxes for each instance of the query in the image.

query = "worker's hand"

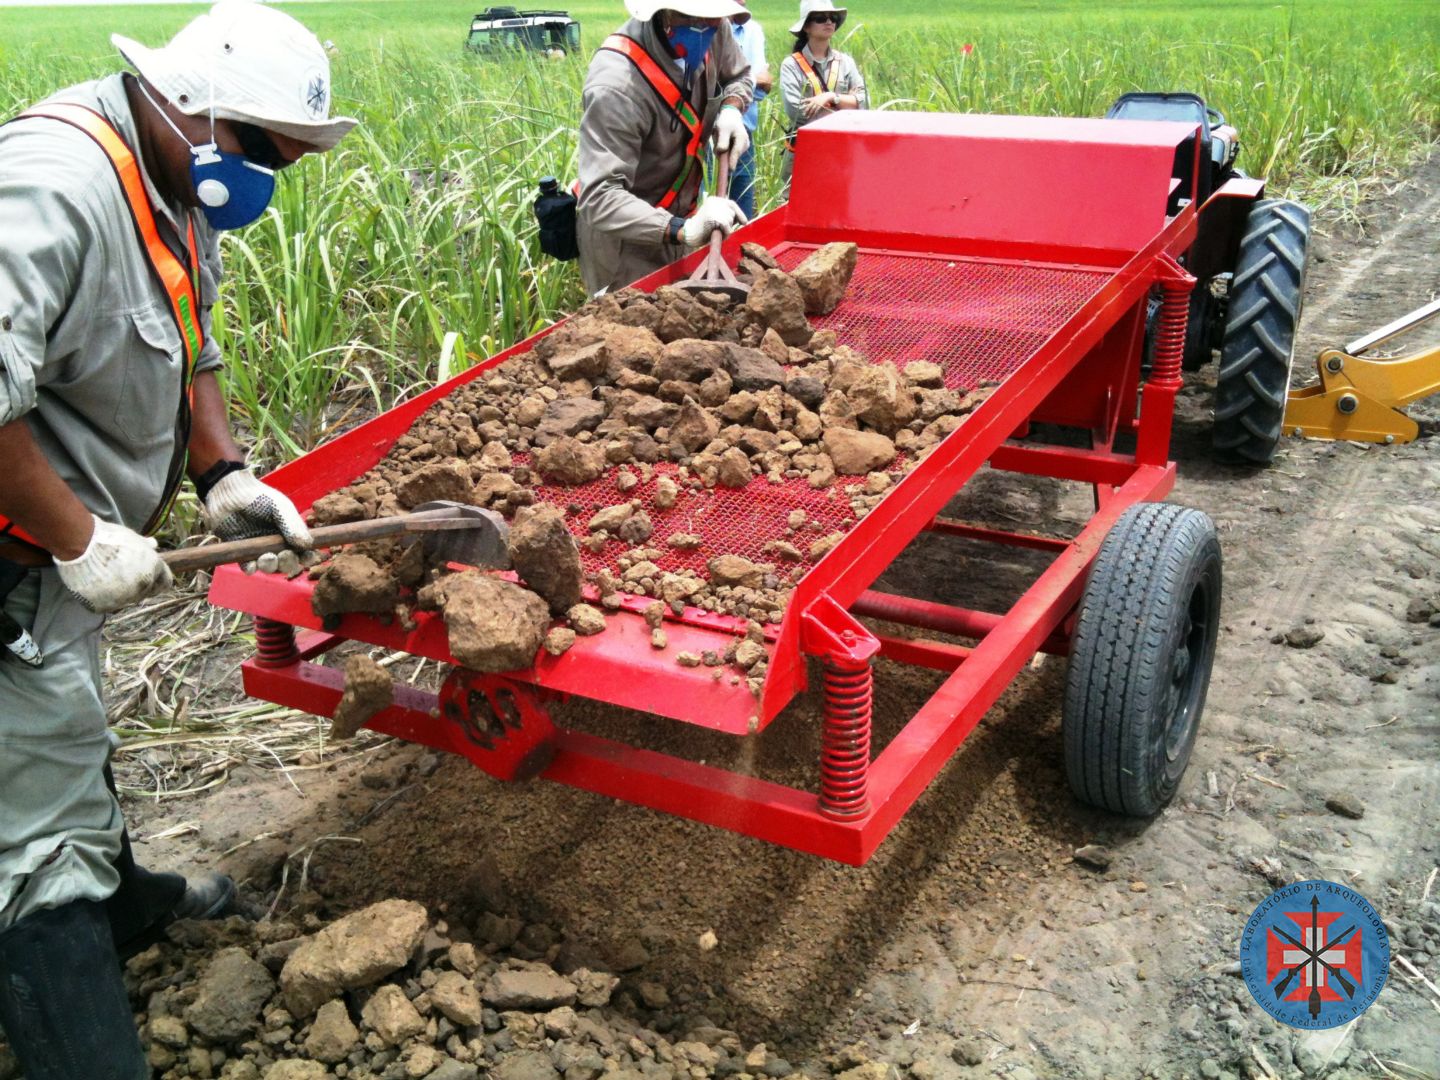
[802,91,839,119]
[202,470,313,549]
[681,196,749,248]
[54,516,173,614]
[711,106,751,168]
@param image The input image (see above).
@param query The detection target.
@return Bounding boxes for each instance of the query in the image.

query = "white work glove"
[712,106,751,168]
[681,195,750,248]
[54,517,174,614]
[202,469,314,548]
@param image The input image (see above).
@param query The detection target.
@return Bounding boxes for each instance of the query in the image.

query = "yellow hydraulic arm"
[1284,297,1440,444]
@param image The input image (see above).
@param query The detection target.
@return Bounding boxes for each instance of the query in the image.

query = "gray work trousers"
[0,567,123,932]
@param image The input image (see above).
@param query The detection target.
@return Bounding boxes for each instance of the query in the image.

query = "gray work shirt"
[779,43,868,132]
[0,73,223,537]
[577,17,752,295]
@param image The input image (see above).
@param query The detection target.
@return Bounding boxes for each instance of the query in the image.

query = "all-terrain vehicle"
[466,7,580,56]
[1107,92,1312,465]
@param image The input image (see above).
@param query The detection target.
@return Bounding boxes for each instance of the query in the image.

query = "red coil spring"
[1150,281,1190,389]
[820,658,873,818]
[253,617,299,668]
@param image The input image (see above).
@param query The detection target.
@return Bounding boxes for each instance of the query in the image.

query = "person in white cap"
[779,0,867,196]
[0,4,355,1076]
[577,0,755,295]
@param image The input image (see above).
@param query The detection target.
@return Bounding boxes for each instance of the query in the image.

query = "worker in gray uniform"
[578,0,755,295]
[0,4,356,1077]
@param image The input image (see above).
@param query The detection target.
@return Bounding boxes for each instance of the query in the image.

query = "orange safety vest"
[599,34,705,212]
[785,52,840,152]
[0,103,204,553]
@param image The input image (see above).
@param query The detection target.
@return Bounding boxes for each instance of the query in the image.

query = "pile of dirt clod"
[298,243,995,682]
[0,897,887,1080]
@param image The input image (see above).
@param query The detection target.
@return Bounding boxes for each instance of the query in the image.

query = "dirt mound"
[63,897,859,1080]
[300,252,994,682]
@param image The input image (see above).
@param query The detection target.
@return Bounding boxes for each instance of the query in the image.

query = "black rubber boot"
[101,765,234,960]
[0,899,148,1080]
[105,819,187,961]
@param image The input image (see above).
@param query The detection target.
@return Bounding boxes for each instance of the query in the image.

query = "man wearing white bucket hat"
[779,0,868,195]
[0,4,355,1075]
[577,0,755,294]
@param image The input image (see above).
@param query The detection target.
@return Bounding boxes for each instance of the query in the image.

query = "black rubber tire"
[1063,503,1222,817]
[1213,198,1311,464]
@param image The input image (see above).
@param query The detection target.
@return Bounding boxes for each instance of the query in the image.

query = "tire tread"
[1213,197,1311,465]
[1064,503,1221,816]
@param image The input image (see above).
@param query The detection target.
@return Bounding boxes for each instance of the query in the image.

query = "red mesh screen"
[776,247,1108,390]
[516,249,1107,580]
[522,461,854,578]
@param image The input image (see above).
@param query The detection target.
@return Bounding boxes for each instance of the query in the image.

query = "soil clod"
[331,655,394,740]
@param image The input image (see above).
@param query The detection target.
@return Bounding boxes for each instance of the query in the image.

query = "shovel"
[162,501,511,574]
[678,154,751,303]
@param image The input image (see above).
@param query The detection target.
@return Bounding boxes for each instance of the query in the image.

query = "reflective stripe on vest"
[785,52,841,152]
[0,103,204,552]
[794,52,840,98]
[600,34,705,213]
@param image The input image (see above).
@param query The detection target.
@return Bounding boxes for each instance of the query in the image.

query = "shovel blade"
[413,501,511,569]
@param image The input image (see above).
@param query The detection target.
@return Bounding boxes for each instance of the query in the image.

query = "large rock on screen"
[792,242,859,315]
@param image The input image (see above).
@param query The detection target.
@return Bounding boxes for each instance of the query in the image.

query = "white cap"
[112,0,357,152]
[789,0,848,34]
[626,0,746,20]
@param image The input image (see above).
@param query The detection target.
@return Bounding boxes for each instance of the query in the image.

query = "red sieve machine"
[213,112,1256,865]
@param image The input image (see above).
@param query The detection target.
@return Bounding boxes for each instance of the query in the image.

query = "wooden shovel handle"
[161,510,456,574]
[709,155,732,248]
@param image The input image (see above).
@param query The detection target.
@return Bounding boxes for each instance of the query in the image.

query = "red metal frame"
[215,113,1206,865]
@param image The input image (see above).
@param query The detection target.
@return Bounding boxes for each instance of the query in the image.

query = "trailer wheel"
[1212,198,1311,464]
[1063,503,1221,817]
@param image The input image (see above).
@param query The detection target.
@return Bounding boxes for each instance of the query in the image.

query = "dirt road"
[122,157,1440,1080]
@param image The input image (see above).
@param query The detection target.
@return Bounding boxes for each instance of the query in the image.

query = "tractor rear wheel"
[1063,503,1221,817]
[1212,198,1311,464]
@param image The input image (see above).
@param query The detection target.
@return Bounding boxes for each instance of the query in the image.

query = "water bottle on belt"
[0,560,43,668]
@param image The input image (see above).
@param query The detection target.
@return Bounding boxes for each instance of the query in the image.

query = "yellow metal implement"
[1285,297,1440,444]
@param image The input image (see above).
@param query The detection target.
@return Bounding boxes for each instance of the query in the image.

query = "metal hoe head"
[678,158,751,303]
[413,501,512,569]
[678,248,752,303]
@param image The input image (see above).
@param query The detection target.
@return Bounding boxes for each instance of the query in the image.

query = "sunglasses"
[232,121,288,170]
[807,12,841,24]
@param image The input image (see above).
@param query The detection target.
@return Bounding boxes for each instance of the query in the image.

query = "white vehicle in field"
[466,7,581,57]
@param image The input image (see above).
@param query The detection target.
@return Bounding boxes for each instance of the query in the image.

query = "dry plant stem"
[264,835,365,921]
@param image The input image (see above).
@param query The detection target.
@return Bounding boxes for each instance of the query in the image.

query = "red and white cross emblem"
[1265,910,1365,1003]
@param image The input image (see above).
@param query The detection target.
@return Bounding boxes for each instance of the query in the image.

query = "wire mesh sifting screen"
[776,246,1108,391]
[525,249,1107,579]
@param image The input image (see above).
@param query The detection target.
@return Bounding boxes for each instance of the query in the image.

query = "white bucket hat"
[789,0,848,34]
[112,0,358,151]
[626,0,746,20]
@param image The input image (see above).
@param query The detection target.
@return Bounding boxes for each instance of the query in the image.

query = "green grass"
[1,0,1436,469]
